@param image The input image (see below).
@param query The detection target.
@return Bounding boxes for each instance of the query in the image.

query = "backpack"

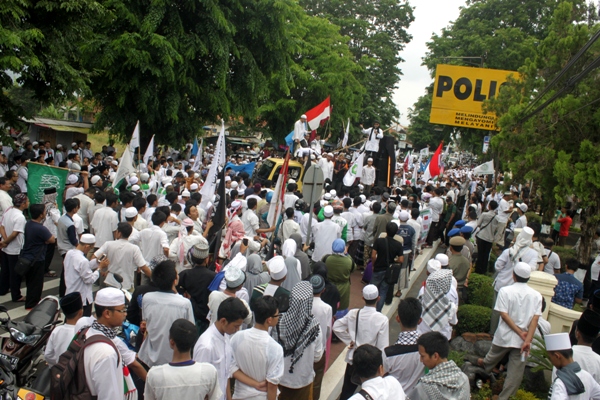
[51,326,120,400]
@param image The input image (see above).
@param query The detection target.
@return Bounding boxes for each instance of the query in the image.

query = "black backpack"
[50,326,119,400]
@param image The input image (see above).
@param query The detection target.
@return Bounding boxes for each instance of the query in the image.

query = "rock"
[462,332,478,343]
[450,336,475,354]
[474,340,493,357]
[476,333,493,341]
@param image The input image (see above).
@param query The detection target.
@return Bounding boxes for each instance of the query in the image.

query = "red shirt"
[558,216,572,237]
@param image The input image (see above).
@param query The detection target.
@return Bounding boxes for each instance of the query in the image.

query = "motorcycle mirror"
[113,274,124,284]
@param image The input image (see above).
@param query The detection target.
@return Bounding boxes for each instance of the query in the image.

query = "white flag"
[473,160,495,175]
[142,135,154,166]
[200,120,226,210]
[129,121,140,149]
[342,118,350,148]
[411,161,418,185]
[191,138,203,171]
[267,172,284,228]
[112,144,137,188]
[420,147,429,158]
[343,152,365,186]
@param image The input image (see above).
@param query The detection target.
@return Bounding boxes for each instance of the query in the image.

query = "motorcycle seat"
[23,298,58,330]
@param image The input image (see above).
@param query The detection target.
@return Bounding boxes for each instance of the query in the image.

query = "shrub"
[510,389,541,400]
[448,350,466,368]
[456,305,491,335]
[488,251,499,272]
[473,383,493,400]
[466,273,495,309]
[525,212,542,225]
[552,246,576,266]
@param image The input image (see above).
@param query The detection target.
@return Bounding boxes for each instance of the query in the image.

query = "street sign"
[301,165,324,245]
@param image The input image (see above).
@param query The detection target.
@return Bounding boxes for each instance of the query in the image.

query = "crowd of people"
[0,133,598,400]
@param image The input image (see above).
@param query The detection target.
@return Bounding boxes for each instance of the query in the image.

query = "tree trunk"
[578,202,599,265]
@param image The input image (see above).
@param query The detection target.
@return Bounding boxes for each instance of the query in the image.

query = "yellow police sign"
[429,64,518,130]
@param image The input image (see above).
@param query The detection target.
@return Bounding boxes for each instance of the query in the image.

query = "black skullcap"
[578,309,600,338]
[60,292,83,315]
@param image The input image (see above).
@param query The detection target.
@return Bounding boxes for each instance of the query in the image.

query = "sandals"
[395,290,402,297]
[15,296,26,302]
[45,271,57,277]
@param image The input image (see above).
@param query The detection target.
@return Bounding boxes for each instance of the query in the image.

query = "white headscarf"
[509,226,534,262]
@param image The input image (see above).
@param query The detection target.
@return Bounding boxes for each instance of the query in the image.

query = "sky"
[392,0,467,126]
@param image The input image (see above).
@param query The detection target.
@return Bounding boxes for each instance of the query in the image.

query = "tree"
[300,0,414,126]
[84,0,299,145]
[408,0,562,151]
[489,1,600,263]
[257,14,366,143]
[0,0,102,129]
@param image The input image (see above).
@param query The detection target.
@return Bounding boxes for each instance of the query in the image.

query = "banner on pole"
[418,208,432,245]
[27,163,69,210]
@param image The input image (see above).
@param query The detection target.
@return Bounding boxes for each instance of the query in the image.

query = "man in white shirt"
[194,297,251,400]
[64,234,109,316]
[473,262,542,400]
[318,153,334,182]
[348,344,406,400]
[15,156,28,193]
[334,285,390,400]
[93,223,150,292]
[311,205,342,262]
[310,275,332,400]
[0,177,13,220]
[361,157,376,196]
[495,191,513,246]
[145,319,222,400]
[278,208,301,243]
[283,183,299,210]
[361,121,384,155]
[44,292,84,366]
[230,296,284,400]
[426,189,444,246]
[139,260,195,368]
[90,193,119,248]
[168,218,208,272]
[543,238,561,274]
[129,211,169,283]
[292,114,309,150]
[74,187,96,232]
[0,193,28,302]
[300,203,319,244]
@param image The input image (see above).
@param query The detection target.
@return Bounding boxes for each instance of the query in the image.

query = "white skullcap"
[399,210,410,221]
[367,157,373,162]
[435,253,449,266]
[329,189,336,197]
[91,176,101,185]
[225,266,246,288]
[111,160,118,166]
[519,203,528,212]
[80,233,96,244]
[181,190,191,197]
[190,183,199,191]
[129,176,139,185]
[131,185,140,192]
[267,256,287,280]
[514,261,532,279]
[228,253,247,272]
[545,333,572,351]
[328,153,333,157]
[230,181,238,189]
[311,154,316,160]
[95,288,125,307]
[427,259,442,274]
[301,114,307,119]
[32,141,38,146]
[323,205,334,218]
[124,207,138,218]
[360,194,366,203]
[71,142,77,147]
[56,144,63,148]
[161,177,171,185]
[225,176,232,182]
[288,179,296,184]
[140,173,149,181]
[362,284,379,300]
[67,174,78,184]
[323,193,332,200]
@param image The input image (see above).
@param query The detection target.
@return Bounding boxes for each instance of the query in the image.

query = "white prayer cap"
[32,141,38,146]
[80,234,96,244]
[367,158,373,162]
[91,176,101,185]
[545,333,572,351]
[190,183,199,191]
[329,189,336,197]
[323,205,334,218]
[67,174,78,184]
[225,266,246,288]
[131,185,140,192]
[365,200,372,208]
[288,178,296,184]
[267,256,287,280]
[71,142,77,147]
[228,253,247,272]
[327,153,334,157]
[95,288,125,307]
[427,259,442,274]
[194,173,200,179]
[182,172,188,178]
[358,184,364,190]
[323,193,332,200]
[225,176,232,182]
[56,144,63,148]
[140,173,150,181]
[514,261,532,279]
[230,181,238,189]
[301,114,307,119]
[129,176,139,185]
[362,284,379,300]
[360,194,366,203]
[111,160,118,166]
[311,154,316,160]
[519,203,528,212]
[181,190,191,197]
[399,211,410,221]
[161,177,171,185]
[435,253,449,266]
[124,207,138,218]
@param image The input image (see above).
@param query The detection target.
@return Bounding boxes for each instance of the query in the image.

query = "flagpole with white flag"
[341,118,350,148]
[192,138,203,172]
[142,135,154,166]
[112,144,137,190]
[473,160,495,175]
[200,120,226,211]
[343,152,365,187]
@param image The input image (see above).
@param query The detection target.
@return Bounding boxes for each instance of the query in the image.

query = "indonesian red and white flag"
[403,151,411,173]
[422,142,443,181]
[305,96,331,131]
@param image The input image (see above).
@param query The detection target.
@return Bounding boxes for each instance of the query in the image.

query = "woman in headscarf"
[220,200,245,259]
[281,238,302,292]
[323,238,355,318]
[311,262,341,316]
[243,253,269,294]
[272,281,323,399]
[417,269,457,340]
[42,187,60,277]
[290,233,310,279]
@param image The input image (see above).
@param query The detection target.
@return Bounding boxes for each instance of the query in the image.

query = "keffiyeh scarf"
[419,360,469,400]
[273,281,320,373]
[420,269,452,331]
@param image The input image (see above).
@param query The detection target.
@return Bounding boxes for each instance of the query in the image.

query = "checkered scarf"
[419,269,452,331]
[395,330,420,345]
[273,281,320,373]
[419,360,469,400]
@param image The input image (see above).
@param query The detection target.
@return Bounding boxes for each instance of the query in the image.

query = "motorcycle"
[0,295,62,400]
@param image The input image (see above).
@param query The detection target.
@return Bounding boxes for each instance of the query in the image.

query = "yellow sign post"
[429,64,518,130]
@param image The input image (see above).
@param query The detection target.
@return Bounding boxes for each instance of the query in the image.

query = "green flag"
[27,163,69,210]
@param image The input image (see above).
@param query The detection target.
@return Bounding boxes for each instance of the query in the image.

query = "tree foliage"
[488,1,600,262]
[300,0,415,126]
[408,0,562,151]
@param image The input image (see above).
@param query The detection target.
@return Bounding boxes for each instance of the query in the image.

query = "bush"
[456,305,491,335]
[525,212,542,225]
[510,389,541,400]
[552,246,576,266]
[488,251,498,272]
[466,273,495,309]
[448,350,466,368]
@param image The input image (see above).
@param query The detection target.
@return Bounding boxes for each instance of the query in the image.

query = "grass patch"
[87,131,126,156]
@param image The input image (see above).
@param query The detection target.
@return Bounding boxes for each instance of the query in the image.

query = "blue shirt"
[397,224,416,252]
[552,273,583,309]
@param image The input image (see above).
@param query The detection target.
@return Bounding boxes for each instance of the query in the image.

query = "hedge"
[525,212,542,225]
[456,304,491,335]
[552,246,577,267]
[466,273,495,309]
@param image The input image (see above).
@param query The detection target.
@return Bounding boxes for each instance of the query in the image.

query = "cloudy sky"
[392,0,467,126]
